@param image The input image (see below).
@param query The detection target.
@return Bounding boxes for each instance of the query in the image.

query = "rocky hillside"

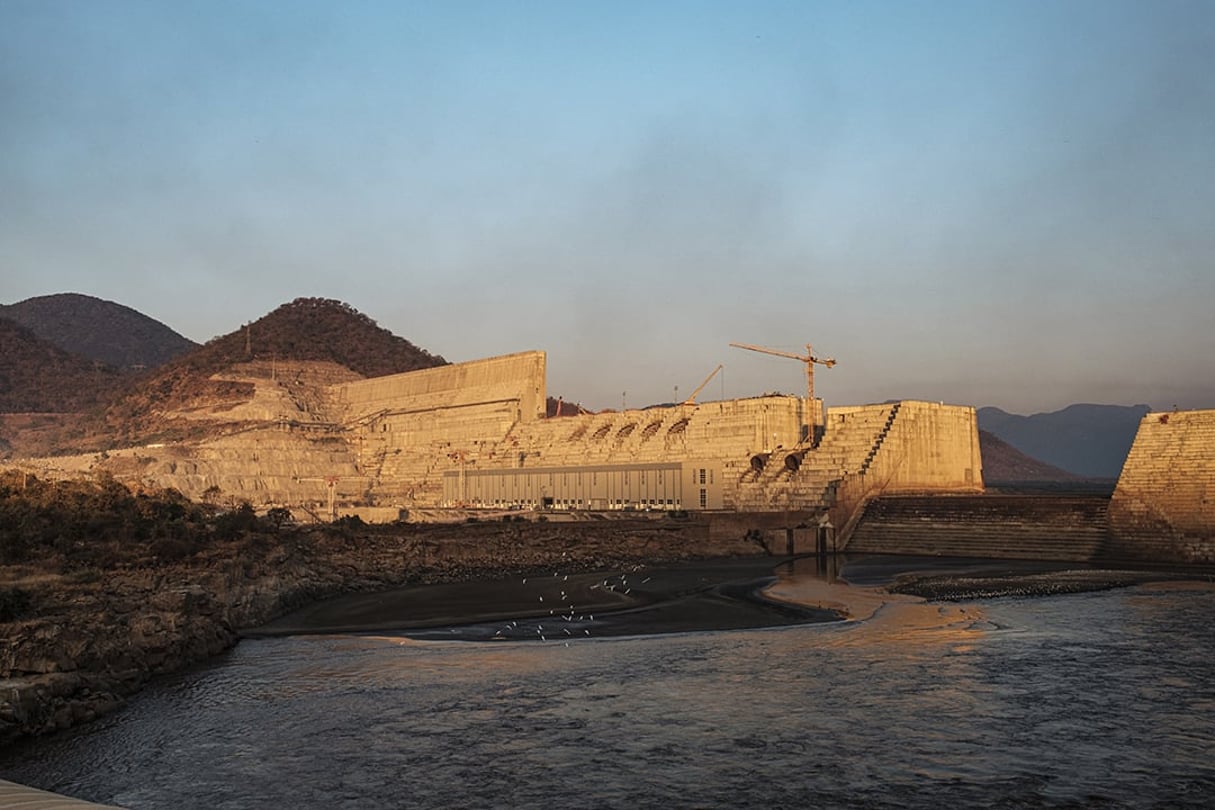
[0,293,197,371]
[547,396,592,417]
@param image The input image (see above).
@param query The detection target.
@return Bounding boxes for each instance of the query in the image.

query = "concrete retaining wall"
[335,351,546,424]
[1108,409,1215,563]
[845,494,1109,561]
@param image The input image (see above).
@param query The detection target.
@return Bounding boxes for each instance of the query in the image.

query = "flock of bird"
[487,565,654,644]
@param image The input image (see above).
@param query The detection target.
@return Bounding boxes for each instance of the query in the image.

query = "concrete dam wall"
[18,351,985,520]
[1108,409,1215,563]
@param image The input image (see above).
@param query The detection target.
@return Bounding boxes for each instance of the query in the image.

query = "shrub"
[213,502,258,540]
[64,568,102,585]
[0,587,33,622]
[149,537,198,563]
[264,507,294,529]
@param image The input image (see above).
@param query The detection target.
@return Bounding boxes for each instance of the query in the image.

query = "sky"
[2,1,1213,415]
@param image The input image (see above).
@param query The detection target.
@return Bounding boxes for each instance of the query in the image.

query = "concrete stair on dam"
[734,404,898,511]
[370,443,465,501]
[844,494,1110,562]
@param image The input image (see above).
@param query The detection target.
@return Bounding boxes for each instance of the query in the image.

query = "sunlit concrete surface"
[1109,409,1215,563]
[0,779,123,809]
[7,351,984,518]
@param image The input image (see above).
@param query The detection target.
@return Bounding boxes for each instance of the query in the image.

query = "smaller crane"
[683,364,724,406]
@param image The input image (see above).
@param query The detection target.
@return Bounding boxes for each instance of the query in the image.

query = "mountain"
[0,293,197,371]
[978,403,1150,479]
[176,297,445,379]
[977,429,1080,483]
[0,318,123,413]
[95,297,448,446]
[1,297,448,456]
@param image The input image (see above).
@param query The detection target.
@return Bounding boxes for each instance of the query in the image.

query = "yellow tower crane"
[728,343,836,402]
[729,342,837,439]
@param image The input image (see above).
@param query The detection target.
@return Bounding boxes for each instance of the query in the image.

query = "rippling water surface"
[4,566,1215,809]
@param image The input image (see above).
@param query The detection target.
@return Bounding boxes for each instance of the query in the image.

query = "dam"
[14,351,1210,563]
[843,409,1215,565]
[38,350,983,528]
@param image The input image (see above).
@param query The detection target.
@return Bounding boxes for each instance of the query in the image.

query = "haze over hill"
[978,404,1150,479]
[1,293,197,371]
[0,318,123,413]
[976,429,1081,484]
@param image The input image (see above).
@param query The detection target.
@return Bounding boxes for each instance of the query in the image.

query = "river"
[3,556,1214,808]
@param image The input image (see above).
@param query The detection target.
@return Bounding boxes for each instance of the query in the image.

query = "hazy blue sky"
[3,1,1212,414]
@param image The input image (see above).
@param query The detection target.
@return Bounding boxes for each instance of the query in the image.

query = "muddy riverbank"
[0,517,764,746]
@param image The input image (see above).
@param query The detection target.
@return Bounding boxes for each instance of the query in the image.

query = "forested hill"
[0,293,197,371]
[92,298,449,445]
[0,318,122,413]
[178,297,446,379]
[2,297,449,455]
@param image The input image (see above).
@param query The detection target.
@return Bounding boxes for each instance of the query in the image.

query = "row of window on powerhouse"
[441,465,720,509]
[444,490,711,510]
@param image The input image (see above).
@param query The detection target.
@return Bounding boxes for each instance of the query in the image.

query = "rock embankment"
[0,518,761,746]
[887,567,1207,602]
